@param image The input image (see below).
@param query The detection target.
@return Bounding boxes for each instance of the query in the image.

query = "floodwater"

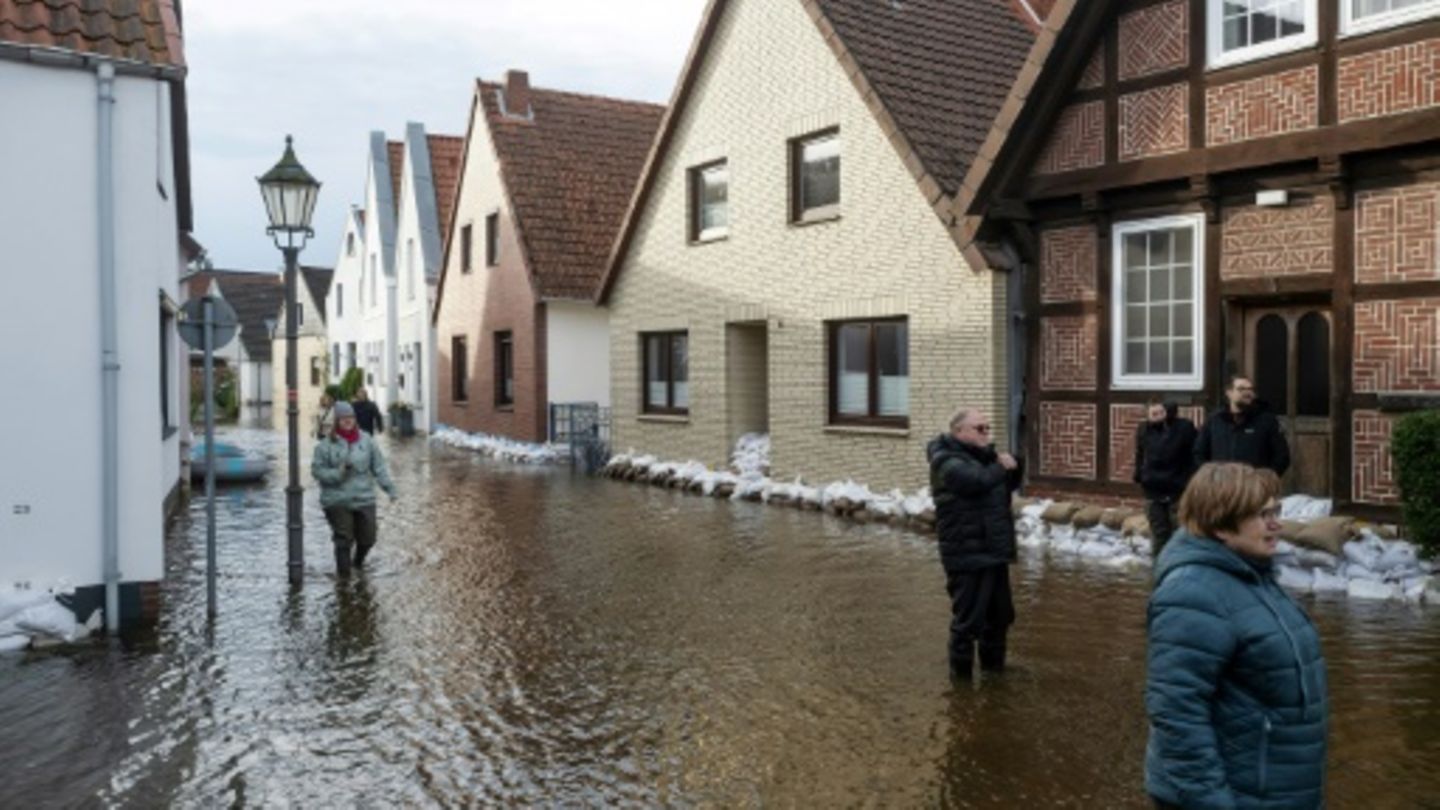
[2,429,1438,807]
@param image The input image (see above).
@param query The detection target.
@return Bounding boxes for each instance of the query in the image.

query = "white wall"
[547,301,611,407]
[326,210,366,383]
[0,61,180,590]
[394,127,442,432]
[361,139,396,409]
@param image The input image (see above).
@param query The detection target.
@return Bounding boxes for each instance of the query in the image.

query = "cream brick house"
[597,0,1039,491]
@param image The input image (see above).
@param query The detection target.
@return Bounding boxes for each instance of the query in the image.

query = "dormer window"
[1208,0,1316,68]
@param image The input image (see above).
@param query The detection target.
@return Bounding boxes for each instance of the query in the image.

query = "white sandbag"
[1280,495,1332,521]
[14,600,88,643]
[1313,569,1349,593]
[1403,576,1432,605]
[1077,538,1123,558]
[1019,499,1053,520]
[0,587,51,623]
[1102,553,1149,570]
[1347,578,1400,601]
[1275,540,1297,556]
[1374,542,1420,574]
[1294,548,1340,570]
[1343,538,1384,571]
[0,635,30,653]
[1275,566,1314,592]
[1346,565,1383,582]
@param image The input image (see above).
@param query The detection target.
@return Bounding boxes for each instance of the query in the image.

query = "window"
[310,356,323,387]
[296,302,304,327]
[1111,214,1205,390]
[407,238,416,301]
[414,341,424,403]
[346,342,357,371]
[1344,0,1440,33]
[495,331,514,407]
[1208,0,1316,68]
[642,332,689,414]
[333,343,341,377]
[461,224,474,274]
[160,303,175,435]
[689,160,729,241]
[336,283,343,317]
[485,213,500,267]
[369,255,378,306]
[791,129,840,222]
[346,232,355,257]
[827,318,909,427]
[452,335,469,402]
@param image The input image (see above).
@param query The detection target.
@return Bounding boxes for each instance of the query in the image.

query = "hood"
[927,433,994,465]
[1211,398,1274,422]
[1163,401,1180,421]
[1154,531,1264,586]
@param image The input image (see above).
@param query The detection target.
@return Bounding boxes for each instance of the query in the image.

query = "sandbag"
[1312,569,1348,593]
[1011,496,1036,518]
[1275,566,1314,592]
[0,588,51,624]
[1121,514,1152,539]
[14,601,87,643]
[1072,506,1105,529]
[1041,501,1081,524]
[1292,517,1357,556]
[1100,508,1128,531]
[1374,542,1420,574]
[0,635,30,653]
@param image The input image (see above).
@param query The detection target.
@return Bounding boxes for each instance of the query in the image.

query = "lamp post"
[258,136,320,587]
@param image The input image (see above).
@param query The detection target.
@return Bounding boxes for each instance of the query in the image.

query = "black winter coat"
[1133,403,1198,499]
[353,400,384,435]
[1194,403,1290,477]
[927,435,1023,570]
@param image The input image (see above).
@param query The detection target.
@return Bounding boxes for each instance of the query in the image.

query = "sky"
[185,0,708,272]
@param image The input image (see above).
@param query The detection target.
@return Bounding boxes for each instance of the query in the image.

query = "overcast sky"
[186,0,707,272]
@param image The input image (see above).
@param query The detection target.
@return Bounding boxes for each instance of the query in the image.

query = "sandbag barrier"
[430,426,569,464]
[0,585,102,654]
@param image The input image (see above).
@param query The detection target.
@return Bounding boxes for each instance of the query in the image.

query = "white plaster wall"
[394,148,438,431]
[546,301,611,408]
[0,62,180,589]
[362,162,394,409]
[326,211,366,383]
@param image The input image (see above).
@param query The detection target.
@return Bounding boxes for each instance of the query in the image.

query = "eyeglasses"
[969,424,991,434]
[1259,506,1281,521]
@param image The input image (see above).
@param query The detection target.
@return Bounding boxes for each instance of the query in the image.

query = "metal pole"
[284,244,304,585]
[203,296,217,618]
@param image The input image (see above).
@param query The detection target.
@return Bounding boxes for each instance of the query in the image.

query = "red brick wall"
[1338,38,1440,124]
[1038,402,1097,479]
[1221,196,1334,279]
[1034,101,1105,175]
[1206,66,1319,146]
[1355,181,1440,284]
[1354,297,1440,393]
[1025,484,1145,510]
[1108,404,1206,484]
[435,210,549,443]
[1040,225,1097,304]
[1040,315,1099,391]
[1077,48,1105,91]
[1353,410,1401,505]
[1117,0,1188,81]
[1120,83,1189,161]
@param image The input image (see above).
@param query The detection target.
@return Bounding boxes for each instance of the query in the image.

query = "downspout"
[386,276,399,409]
[97,61,121,634]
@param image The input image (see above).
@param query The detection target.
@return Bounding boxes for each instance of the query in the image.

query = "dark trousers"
[324,505,377,575]
[941,562,1015,677]
[1146,497,1178,557]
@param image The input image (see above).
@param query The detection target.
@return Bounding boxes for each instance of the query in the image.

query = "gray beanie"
[333,401,356,419]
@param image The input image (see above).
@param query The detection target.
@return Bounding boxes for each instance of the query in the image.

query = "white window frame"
[1342,0,1440,35]
[1207,0,1319,70]
[1110,214,1206,391]
[691,160,729,242]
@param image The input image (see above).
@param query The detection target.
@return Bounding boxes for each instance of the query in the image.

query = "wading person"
[1134,400,1198,555]
[1146,463,1328,809]
[352,387,385,435]
[312,401,397,576]
[928,408,1023,682]
[314,392,335,440]
[1194,375,1290,477]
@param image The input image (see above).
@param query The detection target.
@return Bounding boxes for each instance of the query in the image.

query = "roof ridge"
[478,79,666,111]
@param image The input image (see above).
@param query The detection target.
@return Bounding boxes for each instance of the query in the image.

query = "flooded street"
[2,429,1438,807]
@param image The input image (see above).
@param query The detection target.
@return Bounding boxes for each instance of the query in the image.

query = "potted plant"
[388,400,416,437]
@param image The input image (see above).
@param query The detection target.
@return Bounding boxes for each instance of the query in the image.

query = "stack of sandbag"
[0,585,100,651]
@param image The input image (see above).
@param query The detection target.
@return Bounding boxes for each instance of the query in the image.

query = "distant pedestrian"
[1194,375,1290,477]
[314,393,335,440]
[1134,400,1197,555]
[1145,462,1328,809]
[312,401,397,576]
[352,387,385,435]
[927,408,1024,682]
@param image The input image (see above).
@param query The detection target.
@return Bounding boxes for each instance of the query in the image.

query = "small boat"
[190,442,269,483]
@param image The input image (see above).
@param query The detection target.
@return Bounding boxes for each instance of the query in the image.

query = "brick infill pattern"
[1355,181,1440,284]
[1221,196,1334,279]
[1039,401,1097,479]
[1109,404,1206,484]
[1206,66,1318,146]
[1353,410,1400,505]
[1120,83,1189,161]
[1034,101,1106,175]
[1338,38,1440,123]
[1041,315,1099,391]
[1118,0,1188,81]
[1354,297,1440,393]
[1040,225,1098,303]
[1078,48,1106,90]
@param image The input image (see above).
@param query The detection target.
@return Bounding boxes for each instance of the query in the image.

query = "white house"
[325,207,367,384]
[271,266,334,436]
[0,0,193,629]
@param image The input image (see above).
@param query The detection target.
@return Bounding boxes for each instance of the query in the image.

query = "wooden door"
[1242,307,1333,496]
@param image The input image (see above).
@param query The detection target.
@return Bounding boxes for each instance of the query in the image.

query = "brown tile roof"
[300,266,334,323]
[188,270,284,362]
[427,134,464,244]
[386,139,404,203]
[479,81,664,300]
[0,0,184,68]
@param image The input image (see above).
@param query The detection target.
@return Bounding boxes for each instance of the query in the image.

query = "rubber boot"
[979,641,1007,673]
[949,639,975,683]
[334,543,353,578]
[353,543,371,569]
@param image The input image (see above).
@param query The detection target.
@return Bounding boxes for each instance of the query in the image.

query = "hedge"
[1392,409,1440,557]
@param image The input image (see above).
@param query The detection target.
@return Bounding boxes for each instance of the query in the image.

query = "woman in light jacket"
[1146,463,1328,809]
[311,401,397,576]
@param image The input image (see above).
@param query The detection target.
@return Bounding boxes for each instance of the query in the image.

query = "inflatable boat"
[190,442,269,483]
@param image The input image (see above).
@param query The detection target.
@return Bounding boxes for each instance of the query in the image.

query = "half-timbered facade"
[959,0,1440,516]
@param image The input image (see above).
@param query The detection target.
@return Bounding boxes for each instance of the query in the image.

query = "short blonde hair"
[1178,463,1281,538]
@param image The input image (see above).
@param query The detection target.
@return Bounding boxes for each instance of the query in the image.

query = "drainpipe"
[96,61,121,634]
[386,276,399,409]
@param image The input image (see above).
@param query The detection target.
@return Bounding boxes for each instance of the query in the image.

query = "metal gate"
[549,402,611,473]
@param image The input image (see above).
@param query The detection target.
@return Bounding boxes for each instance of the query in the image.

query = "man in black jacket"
[1133,400,1197,554]
[1194,375,1290,477]
[352,387,385,435]
[927,408,1023,682]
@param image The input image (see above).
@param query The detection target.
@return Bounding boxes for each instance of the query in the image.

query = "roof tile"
[0,0,183,67]
[426,134,464,244]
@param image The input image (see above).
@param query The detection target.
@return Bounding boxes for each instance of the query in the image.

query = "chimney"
[503,70,532,119]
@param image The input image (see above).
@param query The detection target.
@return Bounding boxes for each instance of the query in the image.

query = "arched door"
[1243,307,1333,495]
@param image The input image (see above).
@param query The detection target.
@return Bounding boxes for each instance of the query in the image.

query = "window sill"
[451,400,469,407]
[638,413,691,424]
[689,231,729,246]
[824,424,910,438]
[496,405,514,413]
[790,208,840,228]
[1206,34,1316,72]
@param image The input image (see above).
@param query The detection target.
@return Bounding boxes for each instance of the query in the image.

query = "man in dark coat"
[1194,375,1290,477]
[352,387,385,435]
[1134,400,1198,555]
[927,408,1023,682]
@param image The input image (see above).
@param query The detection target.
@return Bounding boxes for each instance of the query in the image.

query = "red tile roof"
[427,134,464,245]
[479,81,664,300]
[0,0,184,68]
[386,139,404,204]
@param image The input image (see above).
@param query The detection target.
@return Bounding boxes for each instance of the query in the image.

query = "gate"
[549,402,612,473]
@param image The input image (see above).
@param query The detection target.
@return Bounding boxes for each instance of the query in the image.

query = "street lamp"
[258,135,320,587]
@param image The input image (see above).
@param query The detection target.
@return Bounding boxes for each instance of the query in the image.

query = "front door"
[1242,307,1333,496]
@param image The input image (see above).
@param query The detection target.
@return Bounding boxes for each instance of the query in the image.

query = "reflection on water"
[1,429,1437,806]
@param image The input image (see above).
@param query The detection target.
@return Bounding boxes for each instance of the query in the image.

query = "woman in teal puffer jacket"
[312,401,397,576]
[1146,463,1328,809]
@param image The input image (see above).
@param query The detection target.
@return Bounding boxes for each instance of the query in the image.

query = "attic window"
[689,160,729,242]
[1344,0,1440,33]
[791,129,840,223]
[1207,0,1316,68]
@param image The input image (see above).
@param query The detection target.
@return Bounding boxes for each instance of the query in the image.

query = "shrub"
[337,367,364,401]
[1392,409,1440,556]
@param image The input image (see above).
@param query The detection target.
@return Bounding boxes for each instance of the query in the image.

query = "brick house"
[432,72,663,442]
[595,0,1037,492]
[958,0,1440,515]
